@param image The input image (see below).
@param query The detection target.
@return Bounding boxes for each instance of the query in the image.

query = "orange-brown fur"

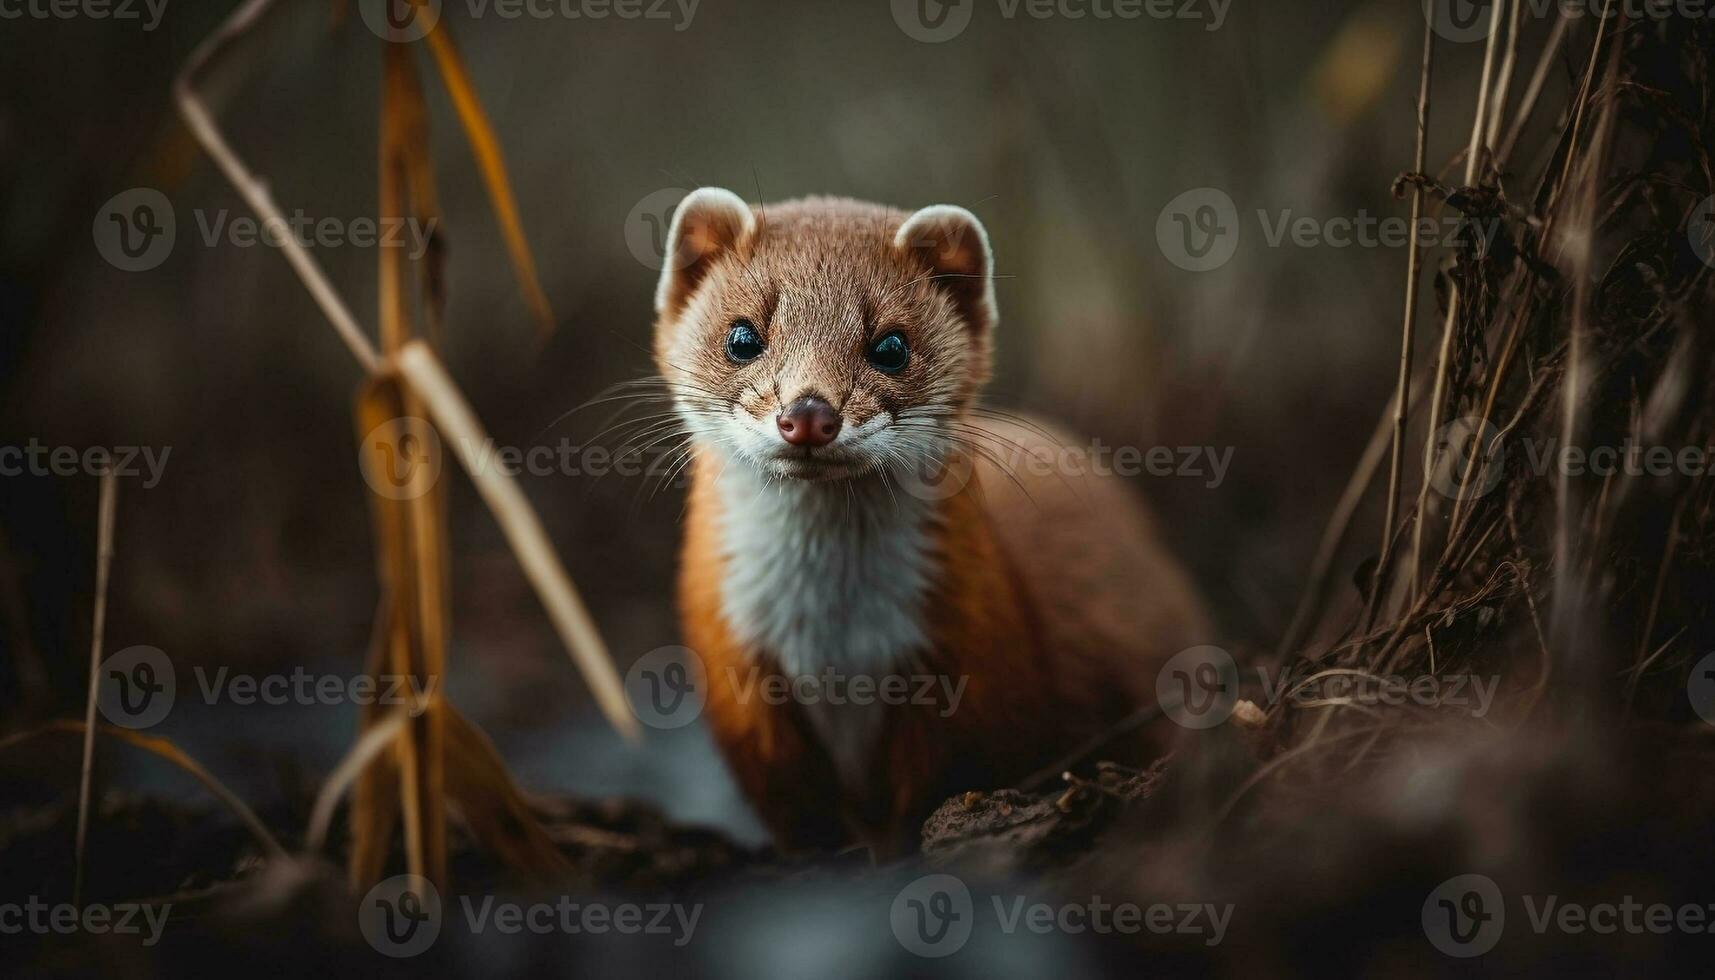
[654,193,1210,853]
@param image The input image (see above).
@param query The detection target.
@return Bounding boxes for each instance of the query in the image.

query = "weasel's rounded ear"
[654,187,757,316]
[894,205,997,334]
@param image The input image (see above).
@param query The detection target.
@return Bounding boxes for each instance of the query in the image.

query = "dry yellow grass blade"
[367,98,424,876]
[443,708,576,880]
[393,339,640,742]
[363,49,456,888]
[348,592,403,888]
[179,8,625,727]
[423,23,555,337]
[354,375,447,886]
[175,0,381,373]
[309,701,574,880]
[1,721,285,858]
[74,471,118,907]
[402,482,450,886]
[306,705,413,856]
[387,43,448,346]
[177,0,625,894]
[381,42,446,349]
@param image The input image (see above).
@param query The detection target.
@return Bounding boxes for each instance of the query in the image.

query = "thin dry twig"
[306,708,414,856]
[1370,5,1437,628]
[1499,16,1572,167]
[3,722,285,858]
[73,472,118,908]
[174,0,380,373]
[1484,0,1523,151]
[1409,0,1508,593]
[423,25,556,337]
[394,341,640,741]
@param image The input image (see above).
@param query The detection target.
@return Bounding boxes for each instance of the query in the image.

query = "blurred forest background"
[0,0,1566,842]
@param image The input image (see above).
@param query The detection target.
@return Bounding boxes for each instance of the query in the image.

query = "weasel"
[651,190,1211,853]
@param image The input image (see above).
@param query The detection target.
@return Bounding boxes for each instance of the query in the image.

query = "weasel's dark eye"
[866,331,910,374]
[725,319,765,363]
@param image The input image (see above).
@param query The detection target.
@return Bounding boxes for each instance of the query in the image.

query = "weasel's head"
[652,191,996,483]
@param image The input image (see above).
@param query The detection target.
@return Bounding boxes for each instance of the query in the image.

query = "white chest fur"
[711,463,938,784]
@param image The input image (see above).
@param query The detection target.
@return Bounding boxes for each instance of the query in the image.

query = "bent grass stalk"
[172,0,632,891]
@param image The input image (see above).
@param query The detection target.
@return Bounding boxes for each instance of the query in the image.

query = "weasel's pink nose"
[777,397,842,448]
